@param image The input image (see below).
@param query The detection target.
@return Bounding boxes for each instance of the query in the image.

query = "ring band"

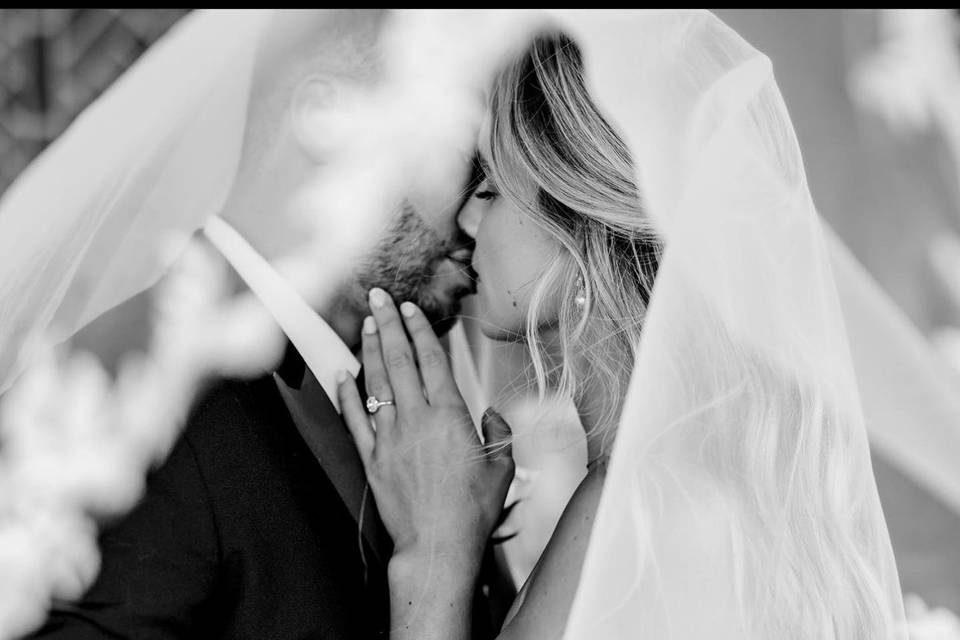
[366,396,395,414]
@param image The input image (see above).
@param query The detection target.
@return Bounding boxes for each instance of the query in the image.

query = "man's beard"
[353,204,473,336]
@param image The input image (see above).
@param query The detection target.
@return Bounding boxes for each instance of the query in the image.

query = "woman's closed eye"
[473,179,499,201]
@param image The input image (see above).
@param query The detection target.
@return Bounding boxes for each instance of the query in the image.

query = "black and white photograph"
[0,9,959,639]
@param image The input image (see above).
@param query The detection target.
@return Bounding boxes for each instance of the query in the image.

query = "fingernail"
[369,287,387,308]
[400,301,416,317]
[363,316,377,334]
[336,369,347,384]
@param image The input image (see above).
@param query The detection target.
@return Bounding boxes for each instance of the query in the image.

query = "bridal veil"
[1,9,957,638]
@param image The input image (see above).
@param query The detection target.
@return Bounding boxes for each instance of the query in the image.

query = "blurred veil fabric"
[0,10,268,393]
[0,8,502,394]
[0,8,958,639]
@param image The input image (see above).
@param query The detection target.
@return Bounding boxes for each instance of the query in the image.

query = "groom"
[31,10,505,640]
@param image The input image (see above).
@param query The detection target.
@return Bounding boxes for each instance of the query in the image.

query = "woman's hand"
[337,287,515,576]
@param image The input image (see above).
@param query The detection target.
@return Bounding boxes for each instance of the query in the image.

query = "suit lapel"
[275,368,393,568]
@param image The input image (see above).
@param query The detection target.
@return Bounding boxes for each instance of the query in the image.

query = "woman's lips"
[443,248,479,284]
[440,254,478,295]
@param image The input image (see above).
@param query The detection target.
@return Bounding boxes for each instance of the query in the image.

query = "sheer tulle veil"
[550,10,908,638]
[0,9,957,639]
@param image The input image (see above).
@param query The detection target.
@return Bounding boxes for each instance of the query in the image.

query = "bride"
[337,19,907,640]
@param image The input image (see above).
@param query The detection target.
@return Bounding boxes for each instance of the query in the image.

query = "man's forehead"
[404,149,481,225]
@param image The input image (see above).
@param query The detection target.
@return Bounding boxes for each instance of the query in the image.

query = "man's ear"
[291,74,339,162]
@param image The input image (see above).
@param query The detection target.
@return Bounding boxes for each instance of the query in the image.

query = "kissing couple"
[8,9,913,640]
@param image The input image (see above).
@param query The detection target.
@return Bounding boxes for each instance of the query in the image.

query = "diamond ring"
[366,396,395,414]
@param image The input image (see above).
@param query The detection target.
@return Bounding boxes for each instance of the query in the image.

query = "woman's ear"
[291,74,339,162]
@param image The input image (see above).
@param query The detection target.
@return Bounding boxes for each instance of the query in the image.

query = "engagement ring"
[366,396,395,414]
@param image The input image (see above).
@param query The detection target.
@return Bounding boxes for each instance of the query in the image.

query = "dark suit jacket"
[31,364,394,639]
[26,324,406,640]
[31,338,505,639]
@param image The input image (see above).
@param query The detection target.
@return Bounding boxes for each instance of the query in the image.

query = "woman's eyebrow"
[478,154,491,177]
[469,151,489,191]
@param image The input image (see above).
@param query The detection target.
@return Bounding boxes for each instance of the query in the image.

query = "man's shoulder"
[178,372,335,497]
[184,374,281,440]
[190,373,278,421]
[176,374,292,476]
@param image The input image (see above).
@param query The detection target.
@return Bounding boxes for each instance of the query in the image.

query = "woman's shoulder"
[500,465,745,639]
[499,466,606,640]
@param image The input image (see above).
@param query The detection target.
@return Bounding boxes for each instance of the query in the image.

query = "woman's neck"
[574,372,613,471]
[538,326,615,470]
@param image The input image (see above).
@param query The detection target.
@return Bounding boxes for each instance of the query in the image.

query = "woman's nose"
[457,199,481,239]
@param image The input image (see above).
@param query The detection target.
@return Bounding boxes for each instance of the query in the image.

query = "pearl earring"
[574,277,586,308]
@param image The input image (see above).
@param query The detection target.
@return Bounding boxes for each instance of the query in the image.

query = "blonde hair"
[487,32,661,447]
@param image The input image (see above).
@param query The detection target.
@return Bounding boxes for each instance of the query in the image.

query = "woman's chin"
[473,290,526,341]
[477,315,525,343]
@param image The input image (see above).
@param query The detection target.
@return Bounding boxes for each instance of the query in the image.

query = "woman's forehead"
[477,112,493,160]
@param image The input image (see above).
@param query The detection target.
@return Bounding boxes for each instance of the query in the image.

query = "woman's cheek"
[478,261,525,335]
[475,201,557,337]
[473,241,525,336]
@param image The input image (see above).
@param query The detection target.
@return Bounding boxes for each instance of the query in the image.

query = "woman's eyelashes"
[473,178,499,201]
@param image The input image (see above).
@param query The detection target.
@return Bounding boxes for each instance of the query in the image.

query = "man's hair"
[240,10,387,167]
